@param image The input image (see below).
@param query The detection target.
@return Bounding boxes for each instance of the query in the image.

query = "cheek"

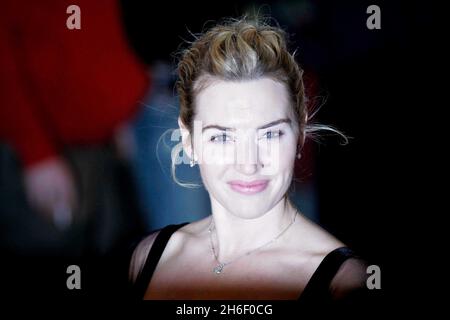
[259,138,297,175]
[198,163,229,192]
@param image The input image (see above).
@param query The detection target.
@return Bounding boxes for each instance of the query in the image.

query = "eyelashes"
[262,130,284,140]
[210,133,234,143]
[209,130,284,143]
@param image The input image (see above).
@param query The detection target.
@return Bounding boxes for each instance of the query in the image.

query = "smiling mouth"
[227,180,269,195]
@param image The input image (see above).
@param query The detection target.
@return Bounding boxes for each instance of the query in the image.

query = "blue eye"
[210,133,233,143]
[263,130,284,139]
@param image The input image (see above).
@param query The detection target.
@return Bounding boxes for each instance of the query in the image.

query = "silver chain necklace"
[208,211,297,275]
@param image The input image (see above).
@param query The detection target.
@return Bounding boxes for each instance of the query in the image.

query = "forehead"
[194,77,293,128]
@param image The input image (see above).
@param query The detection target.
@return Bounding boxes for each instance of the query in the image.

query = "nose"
[235,135,259,175]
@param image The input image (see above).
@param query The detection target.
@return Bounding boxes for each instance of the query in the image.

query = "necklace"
[208,211,297,275]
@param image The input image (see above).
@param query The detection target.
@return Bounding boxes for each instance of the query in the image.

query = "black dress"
[132,223,366,304]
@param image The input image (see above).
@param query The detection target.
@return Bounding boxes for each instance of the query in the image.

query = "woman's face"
[190,77,299,219]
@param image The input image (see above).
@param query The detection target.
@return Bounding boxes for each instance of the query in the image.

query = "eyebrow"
[257,118,291,130]
[202,118,291,133]
[202,125,234,133]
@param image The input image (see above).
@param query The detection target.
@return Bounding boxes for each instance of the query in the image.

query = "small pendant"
[213,263,224,274]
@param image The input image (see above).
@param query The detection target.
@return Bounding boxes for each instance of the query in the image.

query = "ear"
[299,131,306,149]
[299,113,308,148]
[178,117,193,159]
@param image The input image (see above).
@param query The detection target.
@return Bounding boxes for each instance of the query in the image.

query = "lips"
[228,180,269,195]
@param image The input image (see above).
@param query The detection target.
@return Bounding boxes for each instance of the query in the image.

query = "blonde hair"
[172,17,347,187]
[177,17,307,134]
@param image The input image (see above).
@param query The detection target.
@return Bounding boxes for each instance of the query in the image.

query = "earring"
[296,143,302,160]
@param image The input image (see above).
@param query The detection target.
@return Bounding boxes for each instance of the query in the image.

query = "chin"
[227,203,272,220]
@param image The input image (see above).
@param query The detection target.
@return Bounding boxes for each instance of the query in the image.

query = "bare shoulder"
[129,230,160,283]
[330,257,369,299]
[293,214,369,297]
[293,214,346,256]
[165,216,211,245]
[128,218,209,283]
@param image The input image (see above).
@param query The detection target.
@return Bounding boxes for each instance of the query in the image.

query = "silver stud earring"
[297,153,302,159]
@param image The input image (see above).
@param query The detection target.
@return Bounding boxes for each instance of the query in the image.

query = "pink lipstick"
[228,180,269,195]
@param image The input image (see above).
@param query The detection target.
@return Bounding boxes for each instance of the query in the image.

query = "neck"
[209,197,297,262]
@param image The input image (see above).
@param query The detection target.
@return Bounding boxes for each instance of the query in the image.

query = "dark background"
[121,0,438,301]
[2,0,440,306]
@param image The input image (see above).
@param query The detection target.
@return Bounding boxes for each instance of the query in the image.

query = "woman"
[130,17,369,301]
